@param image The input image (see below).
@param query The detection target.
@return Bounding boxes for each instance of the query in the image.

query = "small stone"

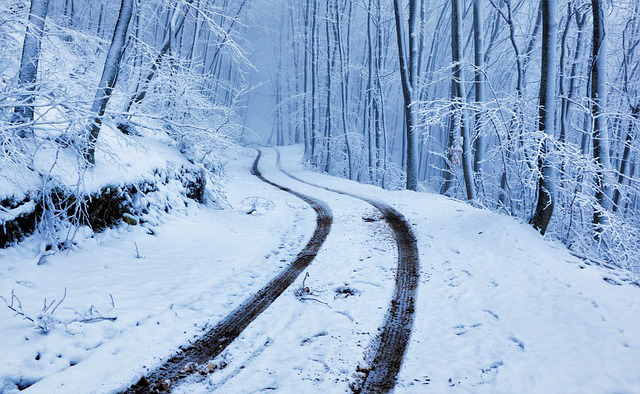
[157,379,171,391]
[181,362,196,374]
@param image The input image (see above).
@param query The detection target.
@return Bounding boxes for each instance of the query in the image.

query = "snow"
[1,145,639,393]
[0,201,35,221]
[175,146,640,393]
[0,146,315,393]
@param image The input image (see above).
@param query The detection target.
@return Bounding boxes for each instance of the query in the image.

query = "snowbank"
[0,146,317,393]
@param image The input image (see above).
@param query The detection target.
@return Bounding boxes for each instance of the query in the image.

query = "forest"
[2,0,639,270]
[261,0,640,271]
[0,0,639,392]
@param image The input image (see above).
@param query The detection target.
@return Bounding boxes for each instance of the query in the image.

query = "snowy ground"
[1,145,639,393]
[177,146,640,393]
[0,146,316,393]
[278,145,640,393]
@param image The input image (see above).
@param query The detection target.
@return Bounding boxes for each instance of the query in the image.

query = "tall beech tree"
[451,0,475,201]
[393,0,419,191]
[532,0,558,235]
[85,0,134,164]
[590,0,612,235]
[12,0,50,131]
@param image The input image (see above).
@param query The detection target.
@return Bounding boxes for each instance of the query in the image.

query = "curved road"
[125,148,419,393]
[274,149,420,393]
[125,150,332,393]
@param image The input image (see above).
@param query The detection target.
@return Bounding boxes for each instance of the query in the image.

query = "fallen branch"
[2,288,117,333]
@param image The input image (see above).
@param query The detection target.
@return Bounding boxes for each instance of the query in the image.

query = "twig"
[299,297,332,308]
[49,287,67,315]
[134,242,143,259]
[0,290,34,323]
[77,316,117,323]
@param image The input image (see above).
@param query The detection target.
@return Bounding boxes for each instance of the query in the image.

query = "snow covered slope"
[1,145,638,393]
[175,146,640,394]
[0,146,315,393]
[279,145,640,393]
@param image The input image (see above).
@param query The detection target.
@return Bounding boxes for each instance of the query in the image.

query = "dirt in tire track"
[274,149,420,394]
[123,149,332,393]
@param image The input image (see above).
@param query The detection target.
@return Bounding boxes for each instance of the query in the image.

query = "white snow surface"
[0,145,314,393]
[0,145,638,393]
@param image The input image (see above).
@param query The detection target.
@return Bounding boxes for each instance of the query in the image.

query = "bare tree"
[393,0,418,190]
[451,0,475,201]
[472,0,486,179]
[12,0,50,132]
[590,0,611,235]
[532,0,558,235]
[85,0,134,164]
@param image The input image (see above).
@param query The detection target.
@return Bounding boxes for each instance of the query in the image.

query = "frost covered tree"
[235,0,640,269]
[85,0,134,164]
[531,0,558,235]
[12,0,50,132]
[393,0,419,190]
[471,0,486,180]
[125,0,193,113]
[590,0,611,235]
[4,0,636,269]
[450,0,475,201]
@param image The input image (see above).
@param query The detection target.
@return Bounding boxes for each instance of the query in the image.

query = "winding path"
[124,150,332,393]
[274,148,420,393]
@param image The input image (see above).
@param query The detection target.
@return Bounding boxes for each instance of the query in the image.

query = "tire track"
[124,149,332,393]
[273,148,419,393]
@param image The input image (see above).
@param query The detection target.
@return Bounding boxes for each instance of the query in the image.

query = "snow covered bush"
[1,0,250,248]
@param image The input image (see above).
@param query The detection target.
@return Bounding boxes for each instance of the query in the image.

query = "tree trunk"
[13,0,50,131]
[472,0,485,178]
[612,108,637,213]
[560,10,587,144]
[302,0,311,162]
[335,0,353,179]
[85,0,134,164]
[452,0,476,200]
[531,0,558,235]
[393,0,418,190]
[310,0,319,165]
[324,3,337,173]
[590,0,612,235]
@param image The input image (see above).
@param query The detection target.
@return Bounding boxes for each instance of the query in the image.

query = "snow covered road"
[274,150,420,393]
[173,148,416,393]
[273,146,640,394]
[2,146,639,394]
[172,146,640,393]
[124,150,334,392]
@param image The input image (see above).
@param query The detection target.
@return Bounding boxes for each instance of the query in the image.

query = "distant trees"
[4,0,638,269]
[272,0,640,269]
